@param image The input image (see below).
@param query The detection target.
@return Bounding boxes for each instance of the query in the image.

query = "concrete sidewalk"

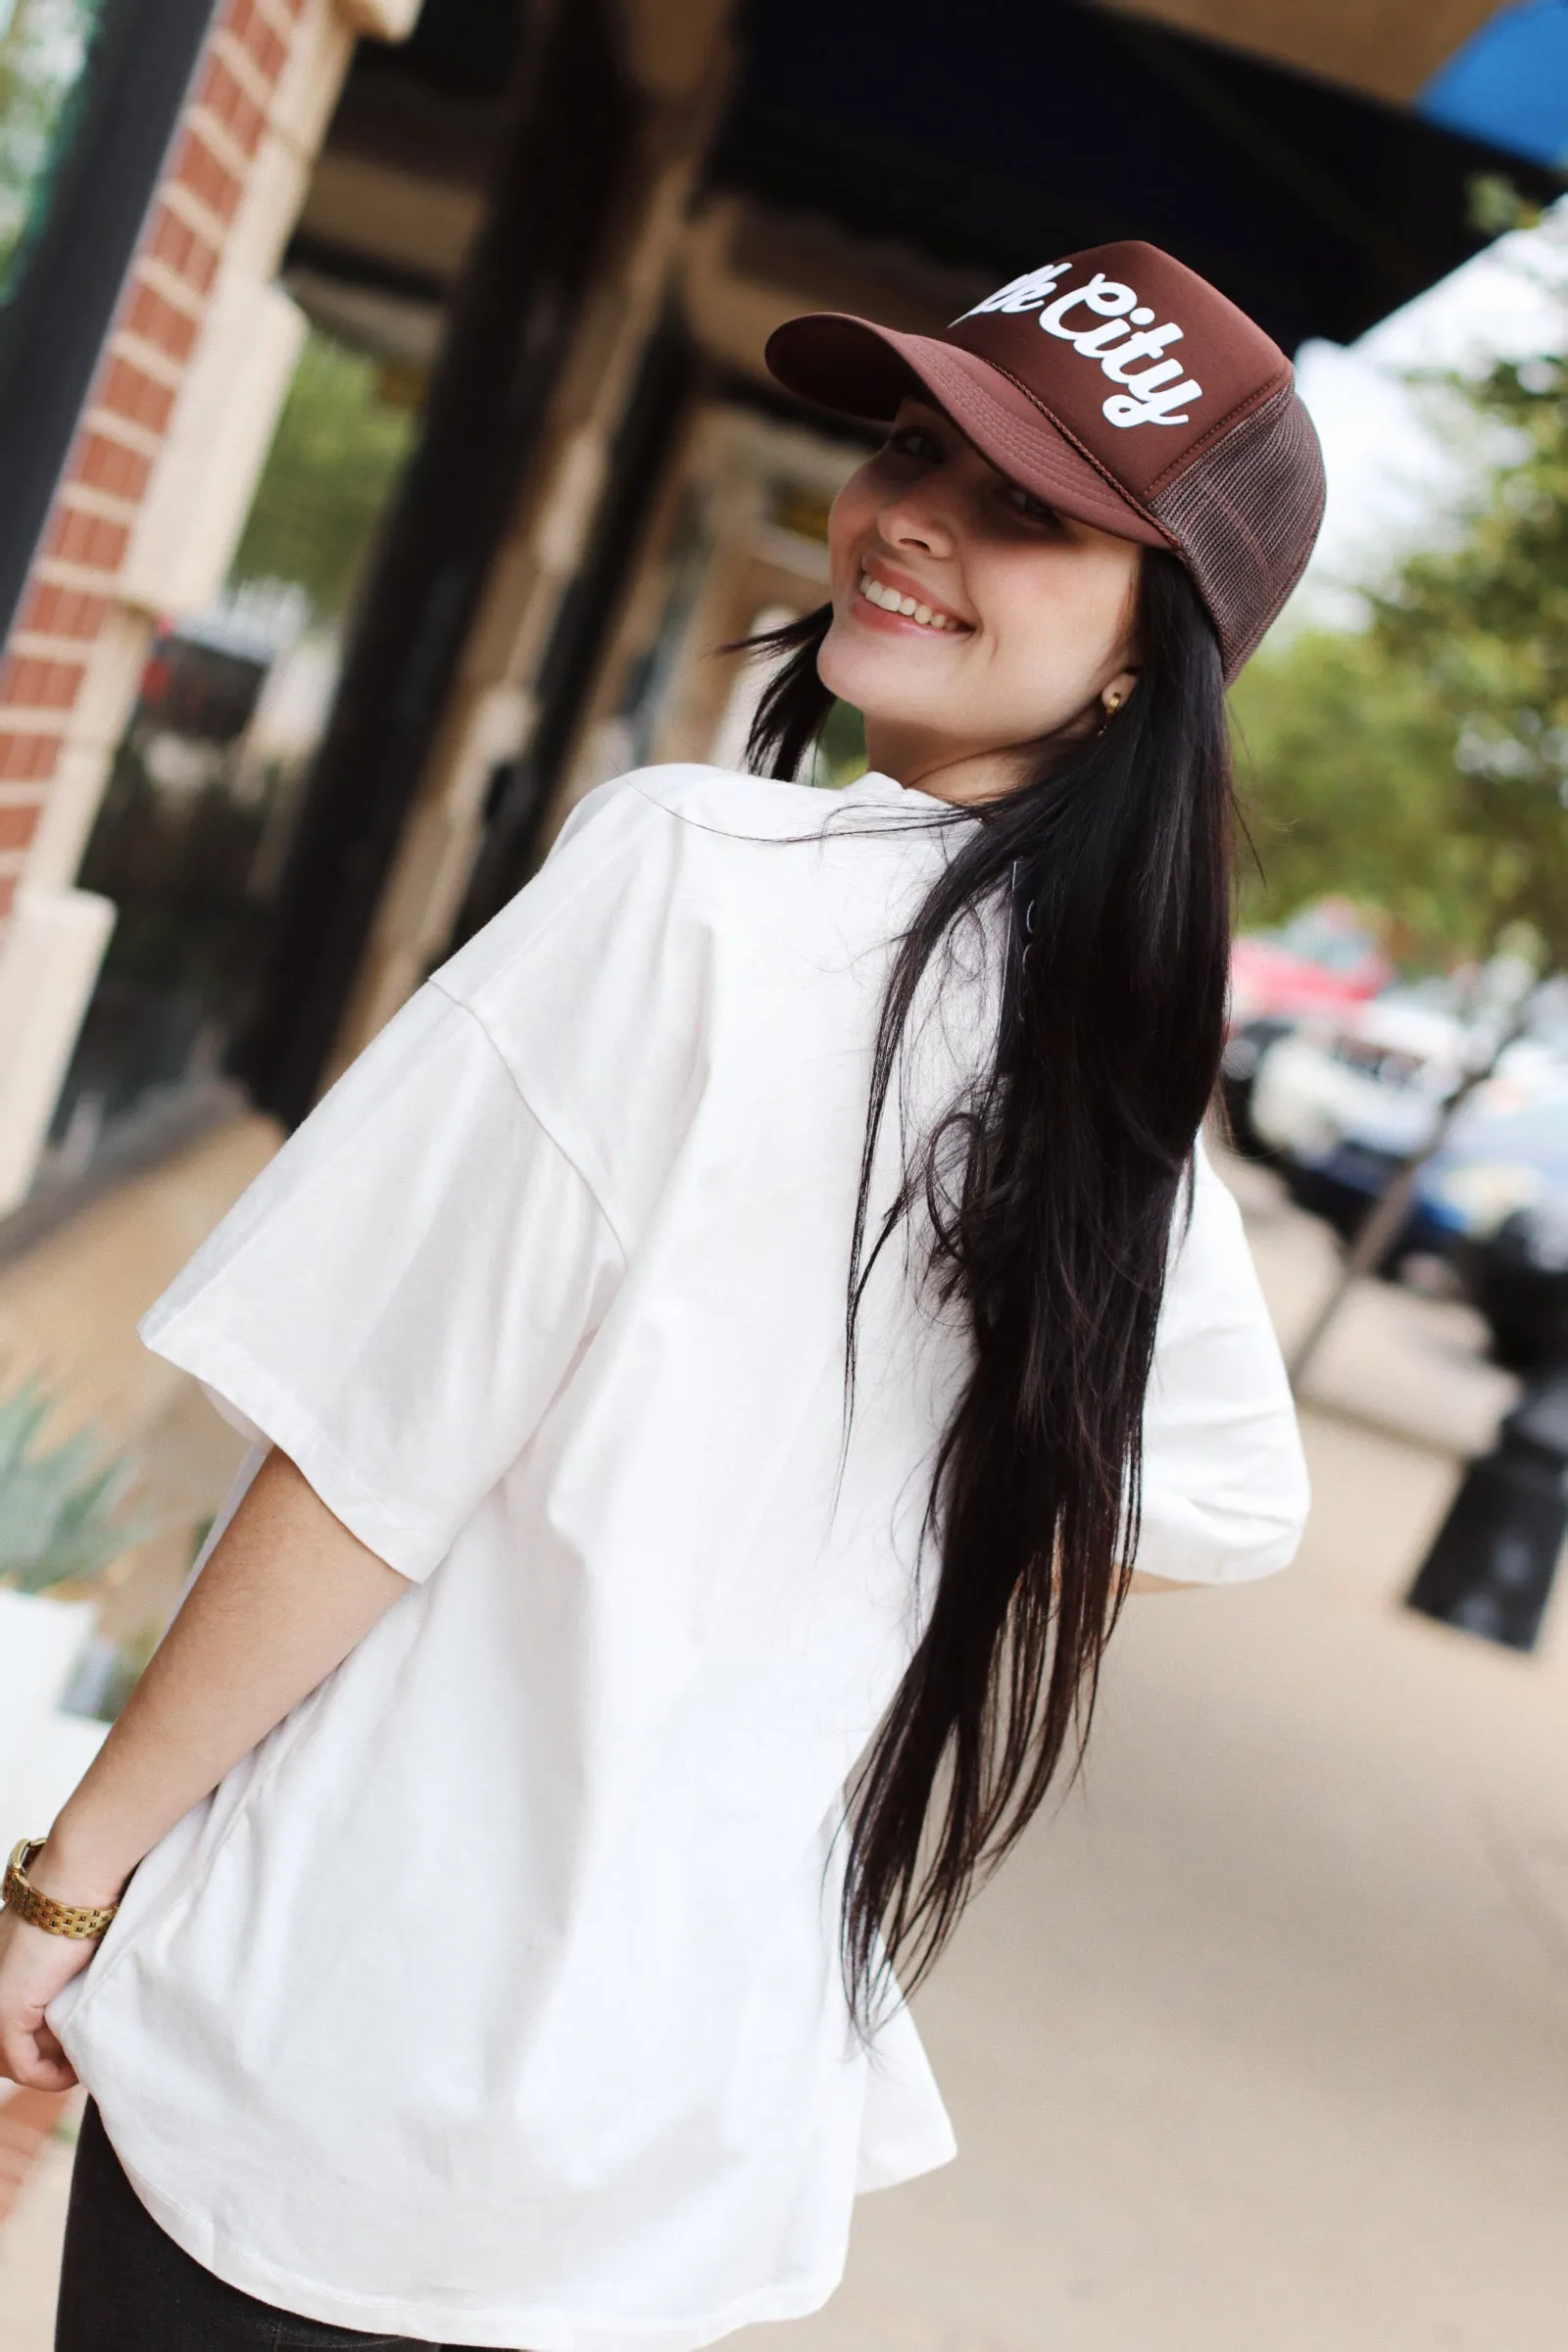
[741,1164,1568,2352]
[743,1479,1568,2352]
[4,1151,1567,2350]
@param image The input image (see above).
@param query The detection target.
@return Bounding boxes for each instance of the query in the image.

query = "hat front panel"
[946,241,1288,504]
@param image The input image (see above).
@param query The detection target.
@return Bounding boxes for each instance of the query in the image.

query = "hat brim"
[764,314,1172,553]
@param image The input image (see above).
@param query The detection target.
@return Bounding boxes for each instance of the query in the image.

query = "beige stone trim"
[6,633,97,667]
[26,562,122,603]
[49,484,140,528]
[80,405,169,465]
[158,175,239,260]
[184,102,259,193]
[268,0,356,158]
[129,258,208,330]
[120,276,308,616]
[250,0,302,46]
[102,330,186,394]
[336,0,423,39]
[210,24,280,118]
[0,710,66,740]
[60,613,155,758]
[221,125,313,285]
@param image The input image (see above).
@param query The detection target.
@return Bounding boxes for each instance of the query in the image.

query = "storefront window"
[37,325,421,1183]
[0,0,105,305]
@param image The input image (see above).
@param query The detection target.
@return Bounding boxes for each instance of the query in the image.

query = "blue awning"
[1420,1,1568,170]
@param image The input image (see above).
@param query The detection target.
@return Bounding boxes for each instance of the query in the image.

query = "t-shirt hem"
[1131,1514,1304,1587]
[856,2125,958,2194]
[112,2143,855,2352]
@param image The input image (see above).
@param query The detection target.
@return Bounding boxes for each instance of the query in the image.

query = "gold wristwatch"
[2,1838,119,1940]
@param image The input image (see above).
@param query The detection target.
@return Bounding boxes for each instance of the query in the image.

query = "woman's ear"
[1100,666,1140,720]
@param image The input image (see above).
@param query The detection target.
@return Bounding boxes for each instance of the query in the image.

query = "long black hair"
[742,548,1234,2022]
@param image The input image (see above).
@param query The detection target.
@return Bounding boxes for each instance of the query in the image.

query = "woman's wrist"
[26,1824,134,1913]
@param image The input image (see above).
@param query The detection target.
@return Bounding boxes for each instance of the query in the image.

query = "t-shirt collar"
[840,770,959,812]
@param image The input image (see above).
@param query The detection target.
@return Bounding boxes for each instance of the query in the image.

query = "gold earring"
[1102,690,1122,716]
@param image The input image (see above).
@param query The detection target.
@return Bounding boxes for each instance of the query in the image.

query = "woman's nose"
[877,483,957,558]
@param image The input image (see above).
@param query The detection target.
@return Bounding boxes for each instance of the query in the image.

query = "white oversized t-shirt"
[55,765,1308,2351]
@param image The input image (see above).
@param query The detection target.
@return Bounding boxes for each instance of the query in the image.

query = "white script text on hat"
[959,265,1202,429]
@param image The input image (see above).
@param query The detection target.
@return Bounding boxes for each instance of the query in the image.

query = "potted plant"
[0,1381,147,1838]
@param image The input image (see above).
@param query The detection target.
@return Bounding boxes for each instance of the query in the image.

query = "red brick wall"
[0,0,312,919]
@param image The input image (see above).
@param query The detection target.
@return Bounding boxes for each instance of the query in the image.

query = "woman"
[2,239,1318,2351]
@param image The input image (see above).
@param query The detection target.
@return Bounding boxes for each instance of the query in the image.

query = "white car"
[1250,982,1568,1176]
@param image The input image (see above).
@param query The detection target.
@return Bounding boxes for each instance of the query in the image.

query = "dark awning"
[708,0,1565,353]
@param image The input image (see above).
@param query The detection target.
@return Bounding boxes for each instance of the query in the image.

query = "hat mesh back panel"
[1149,388,1326,678]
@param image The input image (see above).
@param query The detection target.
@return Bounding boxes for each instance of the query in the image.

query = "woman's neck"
[862,723,1030,808]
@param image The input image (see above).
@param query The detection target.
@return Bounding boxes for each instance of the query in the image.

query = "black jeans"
[56,2103,482,2351]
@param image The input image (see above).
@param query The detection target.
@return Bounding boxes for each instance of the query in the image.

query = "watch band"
[2,1838,119,1940]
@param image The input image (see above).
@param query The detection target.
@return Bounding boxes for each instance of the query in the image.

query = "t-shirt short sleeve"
[1135,1140,1309,1585]
[139,984,623,1582]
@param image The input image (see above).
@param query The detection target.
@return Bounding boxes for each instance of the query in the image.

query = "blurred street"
[4,1150,1566,2352]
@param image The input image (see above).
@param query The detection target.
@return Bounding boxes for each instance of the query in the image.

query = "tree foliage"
[229,329,417,618]
[1231,346,1568,962]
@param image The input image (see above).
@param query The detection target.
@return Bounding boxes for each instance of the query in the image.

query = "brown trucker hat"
[764,240,1326,680]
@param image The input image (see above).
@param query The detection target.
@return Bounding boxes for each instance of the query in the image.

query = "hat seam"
[1142,368,1294,501]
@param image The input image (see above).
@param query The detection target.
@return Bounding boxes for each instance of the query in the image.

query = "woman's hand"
[0,1909,95,2090]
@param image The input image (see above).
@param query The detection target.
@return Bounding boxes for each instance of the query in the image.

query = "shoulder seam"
[428,983,632,1264]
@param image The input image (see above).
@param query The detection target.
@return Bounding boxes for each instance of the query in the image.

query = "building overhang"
[706,0,1564,357]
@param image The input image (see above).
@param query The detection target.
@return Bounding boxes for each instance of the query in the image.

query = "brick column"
[0,0,412,1214]
[1,0,292,909]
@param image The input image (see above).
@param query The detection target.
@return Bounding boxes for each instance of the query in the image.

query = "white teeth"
[859,571,957,630]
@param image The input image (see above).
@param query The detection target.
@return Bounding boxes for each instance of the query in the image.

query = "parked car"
[1249,980,1568,1255]
[1221,903,1396,1156]
[1228,901,1394,1030]
[1249,988,1466,1245]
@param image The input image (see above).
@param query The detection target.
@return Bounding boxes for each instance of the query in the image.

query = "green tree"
[229,330,417,617]
[1231,346,1568,962]
[0,0,103,303]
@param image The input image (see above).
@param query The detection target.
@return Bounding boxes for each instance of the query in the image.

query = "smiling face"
[818,395,1145,804]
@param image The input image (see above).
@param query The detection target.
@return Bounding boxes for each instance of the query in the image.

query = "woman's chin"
[817,613,960,713]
